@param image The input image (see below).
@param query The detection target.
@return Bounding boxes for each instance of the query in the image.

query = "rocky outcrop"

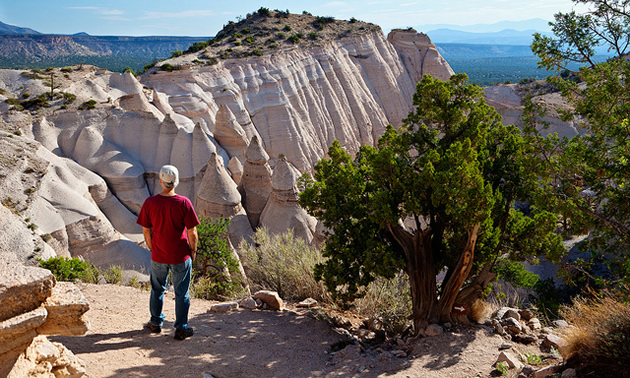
[239,136,273,229]
[1,23,455,270]
[259,155,317,243]
[387,29,455,83]
[484,84,581,138]
[0,254,89,377]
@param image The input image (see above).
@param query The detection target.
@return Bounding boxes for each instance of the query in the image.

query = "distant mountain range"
[0,21,211,71]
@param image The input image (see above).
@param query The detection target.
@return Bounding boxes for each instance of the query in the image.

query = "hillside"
[0,34,211,71]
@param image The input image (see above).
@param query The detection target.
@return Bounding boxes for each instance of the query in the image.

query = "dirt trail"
[51,283,508,377]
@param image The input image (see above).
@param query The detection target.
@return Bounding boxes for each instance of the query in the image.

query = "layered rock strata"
[239,136,273,229]
[0,254,89,377]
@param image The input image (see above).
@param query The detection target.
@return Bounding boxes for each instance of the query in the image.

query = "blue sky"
[0,0,584,36]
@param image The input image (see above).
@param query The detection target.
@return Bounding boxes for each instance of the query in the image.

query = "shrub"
[38,256,92,282]
[122,67,134,75]
[234,32,244,39]
[239,228,331,302]
[62,92,76,104]
[560,291,630,377]
[277,32,286,39]
[252,49,263,56]
[283,25,292,32]
[243,35,255,44]
[288,34,300,44]
[350,17,358,23]
[185,40,210,53]
[103,265,123,284]
[234,41,242,46]
[192,218,245,300]
[160,63,175,72]
[170,50,183,58]
[257,7,271,17]
[60,66,73,73]
[78,99,96,110]
[352,272,412,334]
[22,92,30,99]
[308,32,319,40]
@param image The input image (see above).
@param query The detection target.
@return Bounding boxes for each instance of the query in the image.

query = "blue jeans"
[149,258,192,330]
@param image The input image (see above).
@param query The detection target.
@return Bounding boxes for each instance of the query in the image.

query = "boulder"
[495,351,523,370]
[252,290,284,311]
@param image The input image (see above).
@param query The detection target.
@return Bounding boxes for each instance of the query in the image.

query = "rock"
[502,308,521,322]
[495,351,523,370]
[519,309,535,321]
[390,349,407,358]
[534,365,560,378]
[8,335,86,378]
[492,319,506,335]
[297,298,318,308]
[499,342,513,350]
[238,297,258,310]
[528,318,542,330]
[259,156,317,244]
[210,302,239,313]
[512,333,538,344]
[502,317,522,335]
[561,368,577,377]
[36,281,90,336]
[252,290,284,311]
[424,324,444,337]
[239,136,272,228]
[552,320,569,329]
[542,334,567,352]
[0,259,55,322]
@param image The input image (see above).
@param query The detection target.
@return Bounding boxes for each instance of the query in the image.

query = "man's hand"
[187,226,198,262]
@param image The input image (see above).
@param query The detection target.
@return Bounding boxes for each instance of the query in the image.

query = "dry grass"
[560,291,630,376]
[238,227,332,303]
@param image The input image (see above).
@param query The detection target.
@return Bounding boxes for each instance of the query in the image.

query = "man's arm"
[187,226,198,261]
[142,227,152,251]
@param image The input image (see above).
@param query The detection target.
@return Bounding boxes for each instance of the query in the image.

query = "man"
[137,165,199,340]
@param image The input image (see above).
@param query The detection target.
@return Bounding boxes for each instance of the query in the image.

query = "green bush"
[160,63,174,72]
[192,218,245,300]
[38,256,94,282]
[257,7,271,17]
[308,32,319,40]
[252,49,263,56]
[103,265,123,284]
[243,35,255,44]
[288,34,300,44]
[62,92,76,104]
[60,66,73,73]
[170,50,183,58]
[283,25,292,32]
[239,228,330,302]
[78,99,96,110]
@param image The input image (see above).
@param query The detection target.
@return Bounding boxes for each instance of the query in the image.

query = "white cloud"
[323,2,349,7]
[68,7,125,16]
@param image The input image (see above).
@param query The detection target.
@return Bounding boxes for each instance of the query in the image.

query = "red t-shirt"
[137,194,200,264]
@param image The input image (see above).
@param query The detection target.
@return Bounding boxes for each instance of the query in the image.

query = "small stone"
[519,309,535,321]
[528,318,542,330]
[499,342,513,350]
[443,322,452,329]
[543,334,567,351]
[502,317,522,335]
[358,366,367,372]
[552,320,569,329]
[239,297,257,310]
[502,308,521,321]
[396,338,405,346]
[297,298,318,308]
[495,351,523,370]
[534,365,560,378]
[424,324,444,337]
[210,302,239,312]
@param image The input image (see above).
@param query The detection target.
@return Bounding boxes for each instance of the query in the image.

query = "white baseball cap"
[159,165,179,188]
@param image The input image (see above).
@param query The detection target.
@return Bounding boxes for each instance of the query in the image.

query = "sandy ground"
[51,283,513,378]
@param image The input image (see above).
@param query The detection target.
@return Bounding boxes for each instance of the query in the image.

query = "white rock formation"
[259,155,317,243]
[239,136,273,229]
[1,27,456,272]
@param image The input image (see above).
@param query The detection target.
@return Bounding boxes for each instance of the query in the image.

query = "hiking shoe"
[145,322,161,333]
[174,327,194,340]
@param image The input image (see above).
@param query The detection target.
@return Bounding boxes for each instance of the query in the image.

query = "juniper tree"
[300,74,563,332]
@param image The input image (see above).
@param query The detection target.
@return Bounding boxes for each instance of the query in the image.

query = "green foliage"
[524,352,544,365]
[530,0,630,294]
[257,7,271,17]
[61,92,76,104]
[37,256,97,283]
[308,32,319,40]
[252,49,263,56]
[495,361,509,375]
[60,66,73,73]
[299,73,564,328]
[170,50,183,58]
[78,99,96,110]
[122,67,134,75]
[239,228,330,302]
[192,218,243,300]
[185,40,210,53]
[494,259,539,289]
[103,265,122,284]
[283,25,292,32]
[160,63,174,72]
[288,34,300,44]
